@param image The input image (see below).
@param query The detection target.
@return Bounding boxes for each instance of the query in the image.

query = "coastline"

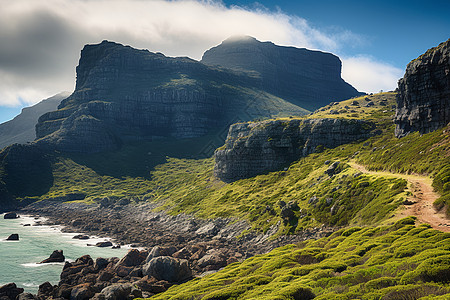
[2,201,335,299]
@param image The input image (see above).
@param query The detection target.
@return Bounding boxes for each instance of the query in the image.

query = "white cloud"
[342,56,403,93]
[0,0,401,108]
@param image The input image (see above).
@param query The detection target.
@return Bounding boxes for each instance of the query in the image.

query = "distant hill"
[0,92,69,149]
[201,36,363,110]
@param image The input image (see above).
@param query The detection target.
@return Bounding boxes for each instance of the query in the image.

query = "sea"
[0,213,129,294]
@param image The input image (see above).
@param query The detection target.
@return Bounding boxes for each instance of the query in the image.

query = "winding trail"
[349,162,450,232]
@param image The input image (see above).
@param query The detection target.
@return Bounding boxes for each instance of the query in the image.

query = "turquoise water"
[0,213,128,293]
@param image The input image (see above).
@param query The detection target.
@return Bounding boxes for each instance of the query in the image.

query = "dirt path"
[349,162,450,232]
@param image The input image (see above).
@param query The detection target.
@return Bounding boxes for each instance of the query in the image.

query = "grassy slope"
[147,218,450,300]
[33,92,449,228]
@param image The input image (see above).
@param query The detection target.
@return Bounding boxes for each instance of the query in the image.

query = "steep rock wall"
[202,36,362,110]
[395,39,450,137]
[214,118,376,182]
[35,41,307,153]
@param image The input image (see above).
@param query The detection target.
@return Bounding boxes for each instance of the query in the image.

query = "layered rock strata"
[214,118,376,182]
[395,38,450,137]
[35,40,307,153]
[202,36,362,110]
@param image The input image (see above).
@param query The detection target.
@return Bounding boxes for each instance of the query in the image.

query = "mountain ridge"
[0,92,69,149]
[201,36,362,110]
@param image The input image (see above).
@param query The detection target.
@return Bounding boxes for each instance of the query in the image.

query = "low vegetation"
[30,91,449,229]
[146,218,450,299]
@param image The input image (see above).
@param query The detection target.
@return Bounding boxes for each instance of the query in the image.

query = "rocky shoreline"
[1,201,335,299]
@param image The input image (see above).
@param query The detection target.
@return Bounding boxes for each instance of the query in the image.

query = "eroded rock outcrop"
[395,38,450,137]
[214,118,376,182]
[35,40,307,153]
[202,36,362,110]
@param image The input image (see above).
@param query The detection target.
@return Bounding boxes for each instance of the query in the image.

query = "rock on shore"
[39,250,65,264]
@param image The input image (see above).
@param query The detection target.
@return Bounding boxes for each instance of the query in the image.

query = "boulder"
[70,283,95,300]
[142,256,192,283]
[39,250,65,263]
[3,212,19,219]
[95,241,113,247]
[99,283,132,300]
[0,283,24,300]
[6,234,19,241]
[73,235,90,240]
[116,249,146,268]
[17,292,36,300]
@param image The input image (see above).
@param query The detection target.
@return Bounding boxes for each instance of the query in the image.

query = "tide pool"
[0,213,128,294]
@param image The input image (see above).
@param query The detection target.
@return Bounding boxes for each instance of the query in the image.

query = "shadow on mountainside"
[66,133,226,179]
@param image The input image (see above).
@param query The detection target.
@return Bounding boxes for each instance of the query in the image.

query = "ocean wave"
[21,262,65,268]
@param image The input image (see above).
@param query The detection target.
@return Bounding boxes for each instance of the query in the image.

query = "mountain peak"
[202,37,361,110]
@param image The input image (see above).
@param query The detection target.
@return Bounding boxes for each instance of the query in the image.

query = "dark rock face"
[35,40,307,153]
[39,250,65,263]
[0,144,53,199]
[395,39,450,138]
[202,36,362,110]
[0,283,24,300]
[4,212,19,219]
[214,118,376,182]
[6,234,19,241]
[0,92,69,150]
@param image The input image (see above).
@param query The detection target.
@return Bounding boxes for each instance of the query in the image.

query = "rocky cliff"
[35,41,307,153]
[0,144,53,210]
[202,36,362,110]
[395,38,450,137]
[214,118,376,182]
[0,92,68,149]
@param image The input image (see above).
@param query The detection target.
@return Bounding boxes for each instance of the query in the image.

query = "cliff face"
[0,92,68,149]
[202,36,362,110]
[395,39,450,138]
[214,118,376,182]
[35,41,307,153]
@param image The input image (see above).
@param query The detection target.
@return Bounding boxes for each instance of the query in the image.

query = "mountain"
[34,40,308,153]
[0,92,69,149]
[201,36,362,110]
[1,39,450,300]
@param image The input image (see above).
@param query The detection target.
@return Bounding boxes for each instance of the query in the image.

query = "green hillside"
[147,218,450,300]
[24,92,449,229]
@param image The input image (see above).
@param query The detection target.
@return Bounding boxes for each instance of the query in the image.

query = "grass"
[27,91,449,229]
[144,218,450,300]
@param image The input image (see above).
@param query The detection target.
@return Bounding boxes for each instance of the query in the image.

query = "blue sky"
[0,0,449,124]
[223,0,450,68]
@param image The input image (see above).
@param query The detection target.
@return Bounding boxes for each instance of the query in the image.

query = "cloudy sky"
[0,0,449,123]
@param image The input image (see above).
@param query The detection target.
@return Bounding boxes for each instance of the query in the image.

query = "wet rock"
[0,283,24,300]
[142,256,192,282]
[6,234,19,241]
[73,235,90,240]
[3,212,19,219]
[95,241,113,248]
[39,250,65,264]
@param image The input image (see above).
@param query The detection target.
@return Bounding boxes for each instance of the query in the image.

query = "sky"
[0,0,449,123]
